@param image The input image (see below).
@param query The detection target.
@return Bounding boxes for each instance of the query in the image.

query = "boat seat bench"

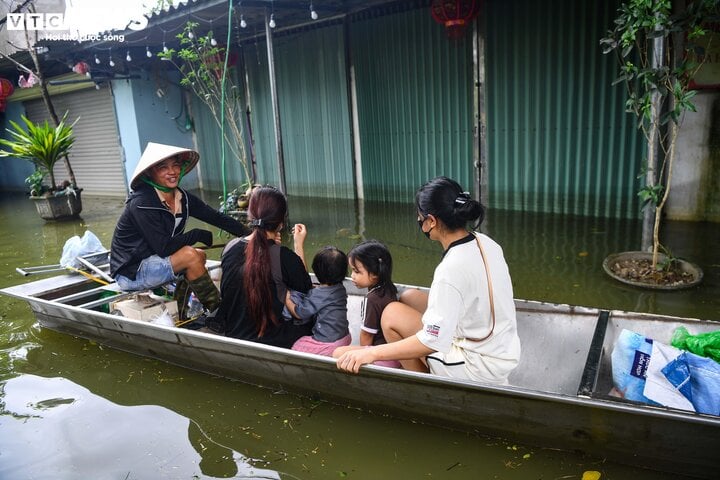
[577,310,610,398]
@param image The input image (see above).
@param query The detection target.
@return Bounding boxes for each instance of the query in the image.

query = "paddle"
[16,250,110,278]
[16,264,67,276]
[17,245,223,278]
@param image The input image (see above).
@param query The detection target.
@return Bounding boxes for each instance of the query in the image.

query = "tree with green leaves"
[0,1,79,189]
[601,0,719,269]
[158,22,253,196]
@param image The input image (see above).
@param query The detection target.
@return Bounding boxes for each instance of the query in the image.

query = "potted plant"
[0,113,82,220]
[599,0,717,289]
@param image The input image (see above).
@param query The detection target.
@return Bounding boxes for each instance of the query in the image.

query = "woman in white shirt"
[335,177,521,384]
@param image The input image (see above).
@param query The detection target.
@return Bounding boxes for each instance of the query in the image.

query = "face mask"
[417,216,433,239]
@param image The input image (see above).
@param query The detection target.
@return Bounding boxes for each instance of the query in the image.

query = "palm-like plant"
[0,113,77,196]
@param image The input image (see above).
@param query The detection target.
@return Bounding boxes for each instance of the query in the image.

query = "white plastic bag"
[59,231,106,269]
[149,309,176,327]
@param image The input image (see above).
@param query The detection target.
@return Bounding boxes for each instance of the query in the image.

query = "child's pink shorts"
[292,334,352,357]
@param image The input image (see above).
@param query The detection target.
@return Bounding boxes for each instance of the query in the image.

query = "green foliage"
[600,0,717,132]
[637,183,663,206]
[656,245,679,272]
[218,181,253,214]
[601,0,719,265]
[0,113,77,193]
[24,169,46,196]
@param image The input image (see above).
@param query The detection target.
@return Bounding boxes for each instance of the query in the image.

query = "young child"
[288,246,351,356]
[345,240,402,368]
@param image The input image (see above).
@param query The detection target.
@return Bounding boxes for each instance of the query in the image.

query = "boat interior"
[3,256,719,416]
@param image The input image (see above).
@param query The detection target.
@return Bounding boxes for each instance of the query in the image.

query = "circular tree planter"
[603,251,703,290]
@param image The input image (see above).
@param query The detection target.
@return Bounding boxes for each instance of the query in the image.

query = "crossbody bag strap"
[464,233,495,342]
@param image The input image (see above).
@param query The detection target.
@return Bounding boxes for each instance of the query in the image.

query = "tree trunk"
[642,31,665,259]
[25,22,78,189]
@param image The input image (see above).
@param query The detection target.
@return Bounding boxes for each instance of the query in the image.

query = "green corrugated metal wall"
[190,66,250,193]
[486,0,644,218]
[351,6,475,203]
[244,25,355,198]
[190,0,645,218]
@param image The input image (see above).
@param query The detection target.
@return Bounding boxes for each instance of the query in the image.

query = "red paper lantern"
[0,78,14,112]
[431,0,481,38]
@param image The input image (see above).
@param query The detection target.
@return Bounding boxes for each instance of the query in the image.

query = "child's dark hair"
[312,246,348,285]
[415,176,484,230]
[348,240,398,297]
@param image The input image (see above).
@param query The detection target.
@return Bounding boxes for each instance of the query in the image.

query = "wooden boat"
[2,266,718,478]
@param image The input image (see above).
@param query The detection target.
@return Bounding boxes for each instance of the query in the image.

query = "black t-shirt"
[218,239,313,347]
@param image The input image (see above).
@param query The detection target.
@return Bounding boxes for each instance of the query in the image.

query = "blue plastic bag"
[611,329,659,405]
[662,351,720,415]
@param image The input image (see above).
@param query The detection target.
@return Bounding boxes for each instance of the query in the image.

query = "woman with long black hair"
[217,186,313,346]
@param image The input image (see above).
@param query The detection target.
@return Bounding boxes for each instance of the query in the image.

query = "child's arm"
[285,289,319,321]
[285,291,300,318]
[359,330,374,346]
[291,223,308,269]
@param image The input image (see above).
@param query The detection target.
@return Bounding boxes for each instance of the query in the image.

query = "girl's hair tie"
[454,191,471,205]
[250,218,263,228]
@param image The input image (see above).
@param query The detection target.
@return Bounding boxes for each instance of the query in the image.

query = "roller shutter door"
[25,85,126,196]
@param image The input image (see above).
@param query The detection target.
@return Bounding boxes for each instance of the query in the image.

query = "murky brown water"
[1,191,717,479]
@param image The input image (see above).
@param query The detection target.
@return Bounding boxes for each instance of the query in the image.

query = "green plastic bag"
[671,326,720,363]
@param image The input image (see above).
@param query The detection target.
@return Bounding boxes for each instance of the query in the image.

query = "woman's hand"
[292,224,308,267]
[336,347,376,374]
[292,223,307,245]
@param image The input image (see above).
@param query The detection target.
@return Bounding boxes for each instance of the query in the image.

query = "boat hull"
[12,283,718,479]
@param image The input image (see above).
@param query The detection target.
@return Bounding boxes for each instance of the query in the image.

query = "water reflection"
[5,329,691,480]
[0,375,279,479]
[278,195,720,321]
[0,191,716,479]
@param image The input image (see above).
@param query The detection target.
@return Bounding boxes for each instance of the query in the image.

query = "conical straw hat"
[130,142,200,189]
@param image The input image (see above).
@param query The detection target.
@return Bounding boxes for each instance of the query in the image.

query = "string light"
[94,54,100,64]
[269,13,275,28]
[126,50,132,62]
[188,30,194,39]
[146,46,152,58]
[310,3,318,20]
[240,15,247,28]
[209,19,217,46]
[109,56,115,67]
[163,41,168,53]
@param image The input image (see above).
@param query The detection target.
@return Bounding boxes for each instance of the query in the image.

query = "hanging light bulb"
[188,30,194,40]
[146,46,152,58]
[310,3,318,20]
[109,57,115,67]
[269,13,275,28]
[163,42,168,53]
[240,15,247,28]
[210,34,217,46]
[94,54,100,64]
[126,50,132,62]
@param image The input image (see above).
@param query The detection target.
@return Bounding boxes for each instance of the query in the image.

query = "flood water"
[1,190,718,479]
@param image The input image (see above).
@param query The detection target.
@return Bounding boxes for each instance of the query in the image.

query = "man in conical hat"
[110,142,250,330]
